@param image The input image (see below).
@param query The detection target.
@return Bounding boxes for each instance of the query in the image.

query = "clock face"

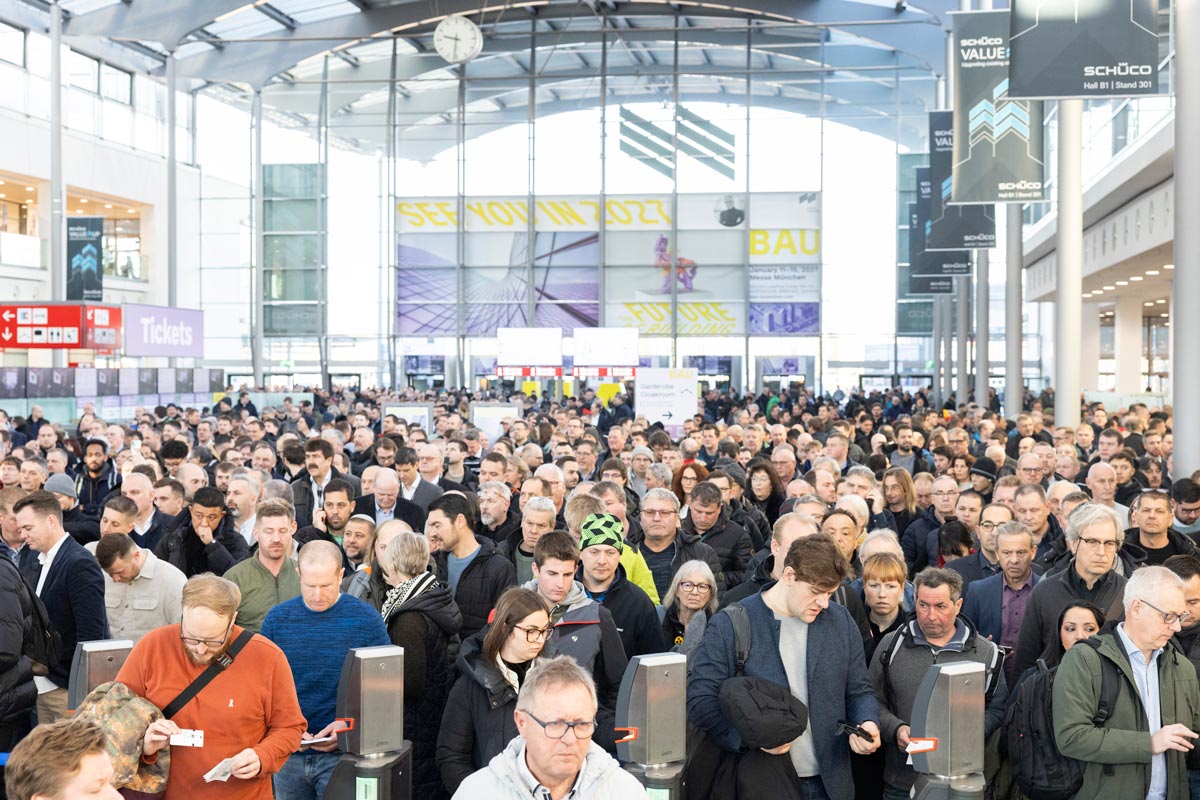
[433,16,483,64]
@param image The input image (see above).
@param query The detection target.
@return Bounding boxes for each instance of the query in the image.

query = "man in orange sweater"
[117,574,306,799]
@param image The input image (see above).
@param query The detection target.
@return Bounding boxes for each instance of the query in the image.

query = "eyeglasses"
[1142,599,1191,626]
[680,581,711,594]
[680,476,698,483]
[931,491,957,498]
[1078,537,1120,551]
[180,619,233,649]
[978,521,1001,531]
[514,624,554,643]
[522,711,596,740]
[642,509,675,518]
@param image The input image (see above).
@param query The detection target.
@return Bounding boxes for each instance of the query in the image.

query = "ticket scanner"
[68,640,134,710]
[323,646,412,800]
[615,653,687,798]
[908,661,987,800]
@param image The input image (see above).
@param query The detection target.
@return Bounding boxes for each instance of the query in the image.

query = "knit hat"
[713,458,747,491]
[631,446,655,461]
[45,473,76,499]
[970,456,998,482]
[579,513,625,553]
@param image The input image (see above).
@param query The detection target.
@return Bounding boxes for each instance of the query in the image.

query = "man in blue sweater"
[688,532,880,800]
[261,540,389,800]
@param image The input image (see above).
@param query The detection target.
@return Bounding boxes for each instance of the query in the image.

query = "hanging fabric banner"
[1007,0,1160,99]
[951,10,1048,204]
[66,216,104,302]
[927,110,995,249]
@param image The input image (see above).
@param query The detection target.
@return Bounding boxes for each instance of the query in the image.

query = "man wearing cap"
[628,446,655,499]
[46,473,101,546]
[578,513,666,658]
[968,457,998,503]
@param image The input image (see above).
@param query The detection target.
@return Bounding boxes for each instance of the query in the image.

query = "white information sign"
[636,368,698,436]
[469,402,524,445]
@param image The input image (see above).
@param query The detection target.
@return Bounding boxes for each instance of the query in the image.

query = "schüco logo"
[998,180,1043,191]
[960,37,1002,47]
[1083,62,1153,77]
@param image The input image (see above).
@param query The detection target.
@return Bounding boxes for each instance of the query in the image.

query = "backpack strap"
[1080,637,1122,727]
[723,603,752,677]
[880,622,912,713]
[163,629,254,719]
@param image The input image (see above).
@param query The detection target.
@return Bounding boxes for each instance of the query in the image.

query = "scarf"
[381,571,437,623]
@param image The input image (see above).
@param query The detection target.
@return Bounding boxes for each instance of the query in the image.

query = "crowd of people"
[0,383,1196,800]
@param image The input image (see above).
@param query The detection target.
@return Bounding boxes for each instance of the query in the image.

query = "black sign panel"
[910,275,956,294]
[927,110,996,249]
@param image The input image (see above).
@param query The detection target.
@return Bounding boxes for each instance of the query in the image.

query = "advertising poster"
[66,216,104,302]
[926,110,996,250]
[951,10,1048,203]
[910,274,956,294]
[1008,0,1160,99]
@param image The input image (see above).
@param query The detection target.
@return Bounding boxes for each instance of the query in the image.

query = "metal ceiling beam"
[62,0,252,48]
[257,3,298,31]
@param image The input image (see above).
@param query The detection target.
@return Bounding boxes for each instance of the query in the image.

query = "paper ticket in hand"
[169,729,204,748]
[203,758,236,783]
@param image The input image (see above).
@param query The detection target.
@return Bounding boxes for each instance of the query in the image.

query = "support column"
[49,0,64,300]
[251,91,265,388]
[956,273,969,407]
[942,295,953,405]
[976,251,989,404]
[1055,99,1084,428]
[1174,0,1200,477]
[1112,294,1143,393]
[166,52,178,312]
[1080,302,1100,392]
[1005,204,1024,417]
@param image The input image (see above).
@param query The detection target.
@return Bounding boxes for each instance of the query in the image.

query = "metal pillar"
[1054,99,1083,429]
[1112,294,1143,393]
[976,251,989,405]
[251,91,265,388]
[318,57,331,391]
[166,53,178,313]
[942,295,953,406]
[1174,0,1200,477]
[956,272,969,408]
[932,296,943,407]
[386,37,398,391]
[1005,205,1023,417]
[49,0,63,301]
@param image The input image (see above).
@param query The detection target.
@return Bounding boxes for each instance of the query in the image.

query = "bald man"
[351,468,427,531]
[120,472,171,552]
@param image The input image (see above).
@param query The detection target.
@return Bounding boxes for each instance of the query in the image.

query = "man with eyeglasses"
[1126,489,1200,567]
[1171,478,1200,535]
[947,503,1014,590]
[1016,453,1047,488]
[120,574,306,799]
[1011,503,1129,677]
[625,488,724,600]
[1052,565,1200,800]
[452,655,649,799]
[900,475,959,577]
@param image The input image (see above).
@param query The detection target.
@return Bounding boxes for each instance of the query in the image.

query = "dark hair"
[599,458,627,481]
[83,438,109,455]
[1172,478,1200,505]
[482,588,550,667]
[533,530,580,568]
[192,487,226,510]
[689,481,724,507]
[160,440,189,461]
[428,492,474,529]
[153,478,185,500]
[304,438,335,459]
[282,443,307,467]
[1043,601,1106,668]
[937,520,973,559]
[95,533,138,569]
[12,491,61,524]
[103,495,138,518]
[395,447,419,467]
[782,532,849,591]
[482,451,508,471]
[1165,554,1200,582]
[324,478,353,504]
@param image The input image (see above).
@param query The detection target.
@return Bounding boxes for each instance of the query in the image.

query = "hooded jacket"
[0,556,36,724]
[433,536,518,640]
[900,505,946,576]
[1053,630,1200,800]
[683,507,754,588]
[152,513,248,577]
[578,563,666,658]
[451,736,649,800]
[74,460,120,517]
[1122,525,1200,563]
[625,524,726,598]
[385,574,462,800]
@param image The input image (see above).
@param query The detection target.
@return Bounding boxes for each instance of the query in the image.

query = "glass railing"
[0,231,41,268]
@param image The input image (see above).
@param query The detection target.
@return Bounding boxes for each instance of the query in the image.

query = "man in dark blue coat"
[688,532,880,800]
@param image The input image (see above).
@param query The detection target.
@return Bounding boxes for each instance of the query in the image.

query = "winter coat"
[731,497,770,552]
[625,525,726,597]
[578,564,666,658]
[75,461,121,517]
[385,575,462,800]
[451,737,648,799]
[436,630,528,795]
[62,505,100,546]
[1010,561,1127,678]
[900,505,946,576]
[152,513,248,578]
[432,536,517,640]
[682,507,753,589]
[0,556,36,723]
[474,506,520,544]
[1053,630,1200,800]
[343,567,390,614]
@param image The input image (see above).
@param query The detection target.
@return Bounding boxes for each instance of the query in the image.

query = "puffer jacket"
[0,556,36,723]
[433,536,517,640]
[729,498,768,552]
[436,630,528,795]
[1053,631,1200,800]
[682,507,753,588]
[452,737,649,799]
[384,574,462,800]
[152,513,248,577]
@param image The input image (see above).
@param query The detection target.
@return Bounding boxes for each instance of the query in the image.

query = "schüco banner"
[951,10,1047,204]
[1007,0,1160,99]
[913,166,970,280]
[927,110,995,250]
[66,216,104,302]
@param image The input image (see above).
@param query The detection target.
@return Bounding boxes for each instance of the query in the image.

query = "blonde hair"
[181,574,241,618]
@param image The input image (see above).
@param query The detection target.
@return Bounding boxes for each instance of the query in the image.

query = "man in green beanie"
[578,512,666,657]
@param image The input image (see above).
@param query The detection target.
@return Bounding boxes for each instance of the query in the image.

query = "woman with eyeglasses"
[658,560,719,651]
[745,458,785,524]
[670,463,708,516]
[437,588,552,795]
[380,531,462,800]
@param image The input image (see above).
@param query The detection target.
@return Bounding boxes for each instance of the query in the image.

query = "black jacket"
[291,467,362,529]
[625,525,726,599]
[62,505,101,546]
[74,461,120,517]
[432,536,517,640]
[153,514,249,577]
[730,498,769,552]
[474,506,520,544]
[132,508,173,554]
[351,493,426,533]
[1122,525,1200,563]
[385,577,462,800]
[436,630,524,795]
[0,557,36,723]
[577,564,666,658]
[682,508,754,589]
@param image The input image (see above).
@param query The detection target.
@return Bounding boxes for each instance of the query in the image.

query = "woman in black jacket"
[0,556,35,748]
[659,560,718,650]
[380,532,462,800]
[436,587,551,795]
[746,458,785,524]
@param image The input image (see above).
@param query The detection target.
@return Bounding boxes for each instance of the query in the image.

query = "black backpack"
[1003,637,1119,800]
[1,557,62,676]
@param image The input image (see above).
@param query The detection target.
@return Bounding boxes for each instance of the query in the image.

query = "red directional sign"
[0,304,83,349]
[84,305,122,353]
